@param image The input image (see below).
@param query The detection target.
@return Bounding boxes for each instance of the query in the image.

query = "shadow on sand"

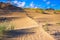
[5,29,35,38]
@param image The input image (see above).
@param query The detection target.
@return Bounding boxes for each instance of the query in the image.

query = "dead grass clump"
[43,23,52,31]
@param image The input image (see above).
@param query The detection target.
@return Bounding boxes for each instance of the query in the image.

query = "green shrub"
[0,22,14,40]
[0,23,7,39]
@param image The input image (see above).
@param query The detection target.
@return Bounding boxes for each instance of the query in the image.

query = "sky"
[0,0,60,10]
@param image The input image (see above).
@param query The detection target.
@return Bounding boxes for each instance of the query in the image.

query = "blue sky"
[0,0,60,10]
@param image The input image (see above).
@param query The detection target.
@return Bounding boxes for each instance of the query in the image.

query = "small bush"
[43,23,50,31]
[0,22,14,40]
[0,23,8,39]
[54,11,56,14]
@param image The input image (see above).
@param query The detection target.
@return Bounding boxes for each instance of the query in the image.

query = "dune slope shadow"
[5,29,35,38]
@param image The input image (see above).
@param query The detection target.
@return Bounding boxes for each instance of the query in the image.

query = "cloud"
[34,6,38,8]
[46,1,50,5]
[13,1,38,8]
[30,2,34,8]
[13,0,18,4]
[29,2,38,8]
[17,2,25,7]
[29,2,39,8]
[12,0,25,7]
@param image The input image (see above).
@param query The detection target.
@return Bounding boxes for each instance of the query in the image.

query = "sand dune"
[3,17,55,40]
[9,17,39,30]
[0,2,58,40]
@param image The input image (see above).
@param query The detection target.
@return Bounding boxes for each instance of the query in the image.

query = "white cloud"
[30,2,34,8]
[12,0,25,7]
[35,6,38,8]
[46,1,50,5]
[13,0,18,4]
[17,2,25,7]
[29,2,38,8]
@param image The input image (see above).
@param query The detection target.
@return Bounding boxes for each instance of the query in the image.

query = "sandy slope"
[3,17,55,40]
[9,17,39,30]
[0,11,56,40]
[4,27,55,40]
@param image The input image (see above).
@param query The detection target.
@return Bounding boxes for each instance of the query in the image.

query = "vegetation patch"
[43,23,52,31]
[0,22,14,40]
[56,22,60,25]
